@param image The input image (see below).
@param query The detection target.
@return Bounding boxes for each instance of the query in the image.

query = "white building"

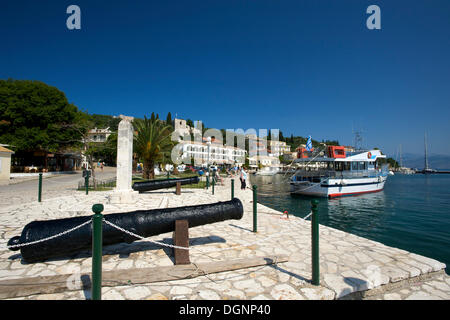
[0,146,14,185]
[173,118,201,137]
[248,155,281,169]
[88,127,113,143]
[268,140,291,156]
[178,140,246,166]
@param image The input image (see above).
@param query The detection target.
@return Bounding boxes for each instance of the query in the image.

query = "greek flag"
[306,136,312,151]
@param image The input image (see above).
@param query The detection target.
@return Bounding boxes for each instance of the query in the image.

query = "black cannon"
[7,198,243,263]
[132,176,200,193]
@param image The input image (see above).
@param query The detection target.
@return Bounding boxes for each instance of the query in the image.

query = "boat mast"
[400,144,403,168]
[424,132,429,170]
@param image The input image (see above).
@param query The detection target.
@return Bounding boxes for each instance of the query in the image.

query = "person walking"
[240,167,247,190]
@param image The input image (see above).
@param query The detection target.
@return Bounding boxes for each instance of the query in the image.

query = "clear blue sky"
[1,0,450,157]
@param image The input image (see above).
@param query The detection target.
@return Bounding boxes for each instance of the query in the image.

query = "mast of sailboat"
[424,132,429,170]
[400,144,403,168]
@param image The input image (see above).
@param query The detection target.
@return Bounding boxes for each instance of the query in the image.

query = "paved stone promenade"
[0,177,449,300]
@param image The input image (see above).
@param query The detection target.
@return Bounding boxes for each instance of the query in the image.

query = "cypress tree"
[166,112,172,125]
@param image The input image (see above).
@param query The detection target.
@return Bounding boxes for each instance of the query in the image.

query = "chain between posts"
[103,219,283,254]
[6,219,92,249]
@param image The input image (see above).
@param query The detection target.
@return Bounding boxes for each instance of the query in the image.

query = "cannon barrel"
[132,176,200,192]
[7,198,243,263]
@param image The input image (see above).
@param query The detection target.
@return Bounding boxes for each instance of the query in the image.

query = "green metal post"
[252,185,257,233]
[311,199,320,285]
[38,173,42,202]
[212,176,215,195]
[231,179,234,199]
[85,174,89,195]
[91,203,104,300]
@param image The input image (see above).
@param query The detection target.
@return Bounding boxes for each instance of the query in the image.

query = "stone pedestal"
[109,116,139,204]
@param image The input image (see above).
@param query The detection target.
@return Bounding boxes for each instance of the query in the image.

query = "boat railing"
[292,169,384,180]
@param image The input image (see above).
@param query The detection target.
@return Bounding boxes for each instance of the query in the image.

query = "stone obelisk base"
[108,189,139,204]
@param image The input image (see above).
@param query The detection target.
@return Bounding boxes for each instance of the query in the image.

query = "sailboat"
[420,132,436,174]
[396,144,414,174]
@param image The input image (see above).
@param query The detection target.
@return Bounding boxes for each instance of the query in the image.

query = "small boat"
[290,146,389,198]
[254,166,280,176]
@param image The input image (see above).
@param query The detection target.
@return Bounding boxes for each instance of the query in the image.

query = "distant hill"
[399,153,450,170]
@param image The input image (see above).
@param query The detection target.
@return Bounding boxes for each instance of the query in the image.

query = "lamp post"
[207,136,211,182]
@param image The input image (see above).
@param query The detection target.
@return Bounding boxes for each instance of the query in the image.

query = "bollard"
[252,185,257,232]
[311,199,320,285]
[212,176,215,195]
[85,175,89,195]
[38,173,42,202]
[91,203,104,300]
[231,179,234,199]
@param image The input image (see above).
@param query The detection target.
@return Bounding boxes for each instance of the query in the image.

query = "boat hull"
[290,176,387,198]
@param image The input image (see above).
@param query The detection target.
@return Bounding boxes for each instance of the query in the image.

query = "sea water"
[250,173,450,274]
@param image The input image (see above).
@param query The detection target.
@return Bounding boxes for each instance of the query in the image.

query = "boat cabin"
[292,149,387,180]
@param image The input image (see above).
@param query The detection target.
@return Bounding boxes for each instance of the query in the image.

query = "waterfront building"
[268,140,291,156]
[87,127,113,143]
[248,154,281,169]
[281,151,296,161]
[0,146,14,185]
[178,140,246,166]
[11,150,82,173]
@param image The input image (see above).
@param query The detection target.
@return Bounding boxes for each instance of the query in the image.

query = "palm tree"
[133,116,174,179]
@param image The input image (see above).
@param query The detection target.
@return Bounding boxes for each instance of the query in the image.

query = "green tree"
[133,116,174,179]
[186,119,194,128]
[89,114,121,131]
[166,112,172,126]
[0,79,82,153]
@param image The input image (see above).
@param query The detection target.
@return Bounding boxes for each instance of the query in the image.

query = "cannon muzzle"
[8,198,243,263]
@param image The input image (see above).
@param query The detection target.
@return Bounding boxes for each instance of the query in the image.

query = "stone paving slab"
[0,177,449,300]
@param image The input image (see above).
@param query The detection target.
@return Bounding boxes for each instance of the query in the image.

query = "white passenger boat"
[290,146,389,198]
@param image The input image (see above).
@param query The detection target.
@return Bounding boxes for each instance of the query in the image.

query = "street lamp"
[206,136,211,171]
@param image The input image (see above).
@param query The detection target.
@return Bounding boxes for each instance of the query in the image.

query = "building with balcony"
[268,140,291,156]
[87,127,113,143]
[177,140,246,166]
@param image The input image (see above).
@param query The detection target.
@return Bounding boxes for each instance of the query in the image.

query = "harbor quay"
[0,177,449,300]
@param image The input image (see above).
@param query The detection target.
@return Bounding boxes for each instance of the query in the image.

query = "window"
[352,162,358,171]
[344,162,351,171]
[334,162,343,171]
[358,162,366,170]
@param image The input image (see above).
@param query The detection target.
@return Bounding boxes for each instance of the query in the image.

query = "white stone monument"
[109,115,139,204]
